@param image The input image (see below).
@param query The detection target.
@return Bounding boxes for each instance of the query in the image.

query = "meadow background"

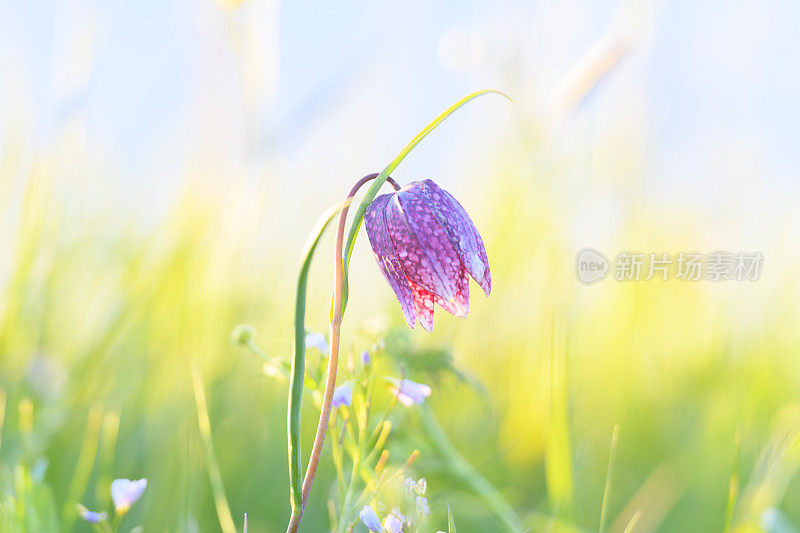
[1,0,800,531]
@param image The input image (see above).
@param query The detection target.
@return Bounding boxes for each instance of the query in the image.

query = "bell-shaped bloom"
[111,478,147,514]
[359,505,384,532]
[365,179,491,331]
[391,379,431,407]
[332,383,353,408]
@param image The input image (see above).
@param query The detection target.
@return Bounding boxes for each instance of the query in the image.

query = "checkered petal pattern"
[364,179,491,331]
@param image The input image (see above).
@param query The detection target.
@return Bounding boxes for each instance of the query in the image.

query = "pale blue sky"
[1,0,798,216]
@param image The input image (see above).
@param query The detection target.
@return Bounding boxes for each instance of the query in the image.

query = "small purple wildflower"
[331,383,353,408]
[392,379,431,407]
[111,478,147,514]
[362,350,371,365]
[359,505,384,532]
[365,179,491,331]
[77,505,107,524]
[304,332,329,354]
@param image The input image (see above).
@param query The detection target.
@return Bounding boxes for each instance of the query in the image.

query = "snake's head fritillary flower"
[365,179,491,331]
[111,478,147,515]
[359,505,384,532]
[77,505,107,524]
[332,383,353,408]
[391,379,431,407]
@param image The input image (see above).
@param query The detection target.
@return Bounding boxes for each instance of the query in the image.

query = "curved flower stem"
[340,90,510,314]
[286,173,399,533]
[287,90,508,532]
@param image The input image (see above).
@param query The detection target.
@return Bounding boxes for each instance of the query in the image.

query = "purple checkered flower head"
[365,179,491,331]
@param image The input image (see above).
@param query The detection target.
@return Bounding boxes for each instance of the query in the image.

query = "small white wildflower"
[383,508,407,533]
[111,478,147,515]
[359,506,384,532]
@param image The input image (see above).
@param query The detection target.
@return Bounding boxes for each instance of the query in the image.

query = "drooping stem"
[340,90,511,314]
[286,173,399,533]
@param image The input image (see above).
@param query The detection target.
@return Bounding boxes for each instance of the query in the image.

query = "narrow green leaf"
[623,510,642,533]
[191,361,236,533]
[723,426,742,533]
[287,200,348,514]
[599,424,620,533]
[61,404,103,531]
[340,89,511,311]
[447,503,457,533]
[544,318,574,519]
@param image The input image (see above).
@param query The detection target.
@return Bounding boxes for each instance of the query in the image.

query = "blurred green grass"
[1,131,800,533]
